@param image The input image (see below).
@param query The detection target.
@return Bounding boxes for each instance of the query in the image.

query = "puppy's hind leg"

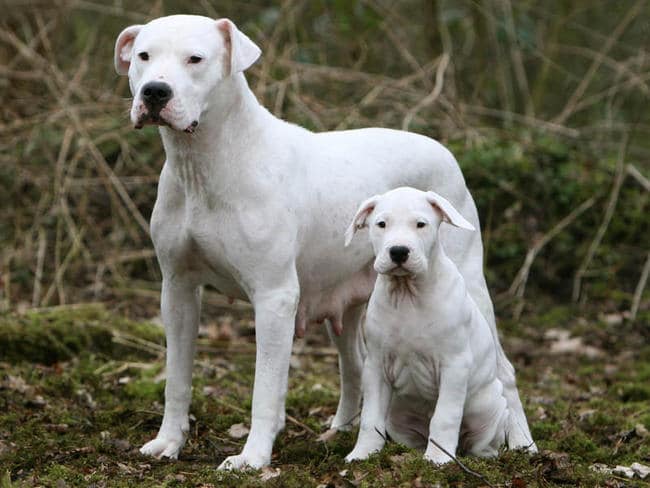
[327,304,367,430]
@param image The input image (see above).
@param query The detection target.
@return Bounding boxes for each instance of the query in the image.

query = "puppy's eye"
[189,55,203,64]
[417,222,426,228]
[377,221,386,229]
[138,52,149,61]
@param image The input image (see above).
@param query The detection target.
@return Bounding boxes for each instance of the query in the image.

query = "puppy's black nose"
[389,246,410,264]
[141,81,173,112]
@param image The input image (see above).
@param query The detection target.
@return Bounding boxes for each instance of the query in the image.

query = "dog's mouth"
[384,265,414,277]
[134,113,199,134]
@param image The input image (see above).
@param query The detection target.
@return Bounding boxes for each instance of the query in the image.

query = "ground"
[1,304,648,487]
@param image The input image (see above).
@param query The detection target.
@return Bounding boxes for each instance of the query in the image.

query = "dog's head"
[114,15,260,132]
[345,187,475,276]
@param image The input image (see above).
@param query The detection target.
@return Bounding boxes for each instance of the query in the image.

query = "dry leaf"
[227,423,249,439]
[259,467,281,481]
[317,428,338,442]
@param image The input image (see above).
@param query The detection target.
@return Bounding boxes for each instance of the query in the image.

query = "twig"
[553,0,646,125]
[627,164,650,192]
[573,136,629,302]
[509,197,596,318]
[402,53,449,130]
[630,252,650,322]
[31,228,47,307]
[428,437,496,488]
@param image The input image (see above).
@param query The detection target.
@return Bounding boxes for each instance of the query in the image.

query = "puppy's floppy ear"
[344,195,379,247]
[216,18,262,75]
[114,25,143,75]
[425,191,475,231]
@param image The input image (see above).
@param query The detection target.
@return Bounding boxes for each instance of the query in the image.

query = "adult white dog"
[113,14,533,469]
[344,187,536,463]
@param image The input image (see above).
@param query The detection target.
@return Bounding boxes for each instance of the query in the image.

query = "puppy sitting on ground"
[344,187,536,464]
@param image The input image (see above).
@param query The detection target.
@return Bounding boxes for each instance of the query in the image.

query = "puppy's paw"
[344,447,375,463]
[218,452,269,471]
[139,436,185,459]
[423,450,453,465]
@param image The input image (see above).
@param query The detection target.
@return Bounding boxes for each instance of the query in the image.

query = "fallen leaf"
[613,465,636,478]
[635,424,648,438]
[545,329,603,358]
[317,428,338,442]
[227,423,249,439]
[631,462,650,479]
[511,476,527,488]
[259,467,281,481]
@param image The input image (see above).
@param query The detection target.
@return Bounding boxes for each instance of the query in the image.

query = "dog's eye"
[417,222,426,228]
[377,221,386,229]
[138,52,149,61]
[189,55,203,64]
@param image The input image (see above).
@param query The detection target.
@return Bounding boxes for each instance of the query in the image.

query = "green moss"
[0,305,164,364]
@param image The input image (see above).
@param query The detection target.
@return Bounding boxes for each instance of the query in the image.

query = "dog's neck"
[158,73,272,198]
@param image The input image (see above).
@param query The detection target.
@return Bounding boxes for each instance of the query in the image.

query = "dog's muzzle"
[142,81,173,115]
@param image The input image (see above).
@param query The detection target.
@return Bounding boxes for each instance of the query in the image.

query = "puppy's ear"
[344,195,379,247]
[114,25,143,75]
[425,191,475,231]
[216,19,262,75]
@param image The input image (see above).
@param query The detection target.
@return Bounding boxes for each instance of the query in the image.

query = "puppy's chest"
[368,316,445,400]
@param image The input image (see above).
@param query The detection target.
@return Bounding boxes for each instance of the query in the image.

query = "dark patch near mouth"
[134,112,171,130]
[184,120,199,134]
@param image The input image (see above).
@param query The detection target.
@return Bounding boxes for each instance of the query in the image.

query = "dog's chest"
[369,317,443,401]
[152,199,248,299]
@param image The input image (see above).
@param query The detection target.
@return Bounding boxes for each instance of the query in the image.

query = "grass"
[1,305,649,487]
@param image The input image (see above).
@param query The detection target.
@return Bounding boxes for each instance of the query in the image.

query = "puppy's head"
[345,187,475,276]
[114,15,261,133]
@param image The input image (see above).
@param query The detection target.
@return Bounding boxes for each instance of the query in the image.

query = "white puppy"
[113,15,533,469]
[345,187,536,463]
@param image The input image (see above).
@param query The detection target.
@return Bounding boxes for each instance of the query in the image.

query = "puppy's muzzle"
[389,246,410,264]
[141,81,173,117]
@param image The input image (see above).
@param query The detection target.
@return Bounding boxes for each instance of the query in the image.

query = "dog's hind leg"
[327,303,367,430]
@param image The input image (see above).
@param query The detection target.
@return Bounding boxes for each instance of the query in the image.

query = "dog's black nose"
[141,81,173,112]
[389,246,410,264]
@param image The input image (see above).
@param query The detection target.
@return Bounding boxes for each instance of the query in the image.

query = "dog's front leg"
[140,278,200,459]
[218,283,299,470]
[424,361,469,464]
[345,356,391,461]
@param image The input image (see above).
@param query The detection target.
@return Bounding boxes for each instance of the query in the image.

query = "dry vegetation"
[0,1,648,486]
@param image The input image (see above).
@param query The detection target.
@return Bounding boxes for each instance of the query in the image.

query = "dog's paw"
[344,448,374,463]
[139,436,185,459]
[423,451,452,465]
[217,452,269,471]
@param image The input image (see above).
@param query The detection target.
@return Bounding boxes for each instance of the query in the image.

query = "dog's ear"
[425,191,475,231]
[216,19,261,75]
[114,25,143,75]
[344,195,379,247]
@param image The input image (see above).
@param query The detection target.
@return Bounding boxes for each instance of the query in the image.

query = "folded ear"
[114,25,143,75]
[425,191,475,231]
[216,18,261,75]
[344,195,380,247]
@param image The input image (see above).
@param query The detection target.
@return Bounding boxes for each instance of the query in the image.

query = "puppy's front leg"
[424,362,469,464]
[140,278,200,459]
[218,283,299,470]
[345,357,391,461]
